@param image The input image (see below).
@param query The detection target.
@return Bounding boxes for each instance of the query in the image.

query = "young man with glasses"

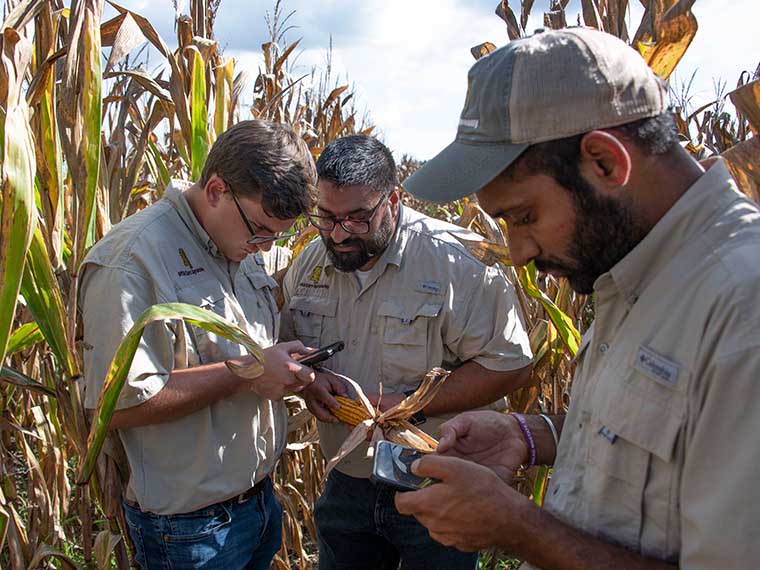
[279,134,533,570]
[80,120,317,569]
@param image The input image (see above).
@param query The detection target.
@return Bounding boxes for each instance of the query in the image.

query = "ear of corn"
[332,396,372,426]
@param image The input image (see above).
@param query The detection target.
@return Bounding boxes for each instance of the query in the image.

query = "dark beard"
[323,211,396,272]
[537,178,647,295]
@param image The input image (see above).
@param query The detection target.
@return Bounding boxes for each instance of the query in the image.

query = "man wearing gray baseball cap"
[395,27,760,569]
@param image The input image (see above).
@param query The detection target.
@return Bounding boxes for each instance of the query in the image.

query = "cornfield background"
[0,0,757,568]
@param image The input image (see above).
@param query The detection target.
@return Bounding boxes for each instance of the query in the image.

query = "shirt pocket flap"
[598,371,686,463]
[378,301,442,346]
[377,301,443,320]
[247,271,279,290]
[290,295,338,318]
[176,280,227,313]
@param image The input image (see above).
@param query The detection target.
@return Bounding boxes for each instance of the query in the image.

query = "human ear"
[578,131,632,191]
[204,175,227,207]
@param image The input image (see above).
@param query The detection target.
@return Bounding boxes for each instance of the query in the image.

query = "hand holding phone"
[371,441,439,492]
[296,341,345,367]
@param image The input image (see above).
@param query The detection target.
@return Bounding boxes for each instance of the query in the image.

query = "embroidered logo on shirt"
[598,426,617,444]
[177,248,205,277]
[310,266,323,284]
[179,248,193,269]
[635,346,680,387]
[416,280,442,295]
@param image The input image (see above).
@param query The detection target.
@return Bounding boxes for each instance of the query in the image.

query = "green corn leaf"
[81,3,103,254]
[147,139,171,192]
[0,364,56,397]
[21,228,78,377]
[518,263,580,355]
[77,302,264,484]
[189,46,209,181]
[531,465,550,506]
[0,503,7,554]
[0,32,37,365]
[213,57,235,139]
[6,322,43,355]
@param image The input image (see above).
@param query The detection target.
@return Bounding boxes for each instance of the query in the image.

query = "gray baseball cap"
[404,27,669,203]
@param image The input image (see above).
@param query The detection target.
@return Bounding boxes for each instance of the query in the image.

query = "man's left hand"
[394,454,531,552]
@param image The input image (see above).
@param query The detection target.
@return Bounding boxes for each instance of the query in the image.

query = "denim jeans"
[315,470,478,570]
[123,478,282,570]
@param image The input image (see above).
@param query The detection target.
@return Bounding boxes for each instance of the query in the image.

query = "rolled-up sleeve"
[81,264,174,410]
[444,265,532,371]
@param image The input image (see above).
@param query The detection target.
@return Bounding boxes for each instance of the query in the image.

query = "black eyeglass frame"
[307,195,388,235]
[226,183,297,245]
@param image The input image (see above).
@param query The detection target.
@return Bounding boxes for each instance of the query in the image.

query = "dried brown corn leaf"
[450,233,512,266]
[728,79,760,135]
[323,368,450,475]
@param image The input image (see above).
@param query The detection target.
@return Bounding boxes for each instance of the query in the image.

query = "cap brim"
[403,140,528,203]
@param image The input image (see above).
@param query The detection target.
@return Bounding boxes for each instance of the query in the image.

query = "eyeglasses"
[308,195,387,235]
[226,183,297,245]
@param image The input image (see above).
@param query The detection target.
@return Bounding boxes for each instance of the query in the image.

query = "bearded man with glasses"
[80,120,318,570]
[279,134,534,570]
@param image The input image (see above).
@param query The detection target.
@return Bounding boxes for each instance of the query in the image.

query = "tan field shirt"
[80,181,286,515]
[280,205,532,477]
[523,160,760,569]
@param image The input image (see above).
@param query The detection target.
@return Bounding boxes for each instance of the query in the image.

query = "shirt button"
[599,343,609,354]
[351,339,358,347]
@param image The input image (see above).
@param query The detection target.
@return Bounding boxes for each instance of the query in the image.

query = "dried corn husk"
[323,367,449,475]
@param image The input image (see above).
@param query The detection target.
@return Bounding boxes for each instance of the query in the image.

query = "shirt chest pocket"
[241,270,279,342]
[584,366,686,557]
[289,296,338,348]
[377,301,442,384]
[176,280,244,365]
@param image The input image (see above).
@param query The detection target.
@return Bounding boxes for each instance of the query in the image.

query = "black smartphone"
[296,340,345,367]
[371,440,438,492]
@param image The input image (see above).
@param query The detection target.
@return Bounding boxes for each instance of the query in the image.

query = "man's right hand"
[301,370,349,423]
[238,341,315,401]
[435,411,529,484]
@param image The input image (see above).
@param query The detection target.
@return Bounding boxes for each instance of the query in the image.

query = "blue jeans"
[123,478,282,570]
[315,470,478,570]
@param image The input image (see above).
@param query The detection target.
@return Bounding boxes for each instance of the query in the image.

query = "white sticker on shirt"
[634,345,680,387]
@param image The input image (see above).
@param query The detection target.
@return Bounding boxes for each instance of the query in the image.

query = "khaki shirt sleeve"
[81,265,174,410]
[277,262,298,342]
[444,265,532,371]
[680,342,760,568]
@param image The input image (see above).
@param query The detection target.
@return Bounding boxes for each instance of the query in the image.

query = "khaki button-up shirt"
[280,205,532,477]
[80,181,286,515]
[523,160,760,569]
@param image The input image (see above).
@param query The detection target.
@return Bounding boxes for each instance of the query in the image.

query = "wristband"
[538,413,559,451]
[512,413,537,466]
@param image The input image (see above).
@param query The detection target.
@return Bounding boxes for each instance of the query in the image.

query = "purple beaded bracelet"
[512,413,537,466]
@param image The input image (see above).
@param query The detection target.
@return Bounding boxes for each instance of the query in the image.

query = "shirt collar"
[599,159,741,305]
[164,180,222,258]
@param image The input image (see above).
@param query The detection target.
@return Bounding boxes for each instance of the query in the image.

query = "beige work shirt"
[523,160,760,569]
[280,205,532,477]
[80,180,286,515]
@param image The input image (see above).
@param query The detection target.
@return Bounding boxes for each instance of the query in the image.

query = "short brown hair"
[201,120,317,219]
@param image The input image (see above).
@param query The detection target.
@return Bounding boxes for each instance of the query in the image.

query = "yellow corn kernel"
[332,396,372,426]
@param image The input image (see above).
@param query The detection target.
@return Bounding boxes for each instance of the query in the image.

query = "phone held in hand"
[296,340,345,367]
[371,440,438,492]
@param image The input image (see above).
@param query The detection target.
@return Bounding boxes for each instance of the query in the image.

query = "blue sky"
[109,0,759,160]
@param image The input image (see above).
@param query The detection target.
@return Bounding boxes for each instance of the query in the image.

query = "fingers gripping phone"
[296,341,344,367]
[371,441,438,492]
